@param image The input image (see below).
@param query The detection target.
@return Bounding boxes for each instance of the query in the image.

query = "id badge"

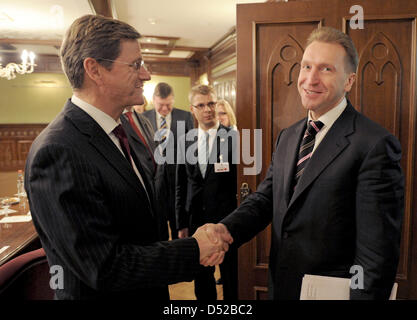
[214,162,230,173]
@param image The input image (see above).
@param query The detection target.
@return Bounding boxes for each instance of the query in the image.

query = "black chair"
[0,248,54,300]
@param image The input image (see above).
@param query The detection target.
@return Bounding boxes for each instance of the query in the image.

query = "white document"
[0,215,32,223]
[300,274,398,300]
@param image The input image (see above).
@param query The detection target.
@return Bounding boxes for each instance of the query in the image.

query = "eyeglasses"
[97,58,148,71]
[192,101,217,110]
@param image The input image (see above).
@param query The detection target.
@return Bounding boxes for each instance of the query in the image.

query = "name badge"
[215,162,229,173]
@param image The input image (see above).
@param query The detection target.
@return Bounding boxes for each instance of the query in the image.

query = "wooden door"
[235,0,417,300]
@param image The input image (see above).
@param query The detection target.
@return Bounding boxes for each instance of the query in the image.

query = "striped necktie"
[293,120,324,191]
[159,116,167,142]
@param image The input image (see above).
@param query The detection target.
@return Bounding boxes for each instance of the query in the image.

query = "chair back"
[0,248,54,300]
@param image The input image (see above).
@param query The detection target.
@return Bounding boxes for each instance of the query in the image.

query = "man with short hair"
[207,26,404,300]
[24,14,227,300]
[143,82,194,239]
[176,84,238,300]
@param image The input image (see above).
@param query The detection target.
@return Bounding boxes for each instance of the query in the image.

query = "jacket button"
[283,232,289,239]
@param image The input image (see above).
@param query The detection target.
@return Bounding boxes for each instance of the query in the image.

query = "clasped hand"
[191,223,233,266]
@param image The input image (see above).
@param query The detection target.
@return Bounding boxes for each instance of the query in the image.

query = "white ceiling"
[0,0,91,40]
[115,0,265,48]
[0,0,265,56]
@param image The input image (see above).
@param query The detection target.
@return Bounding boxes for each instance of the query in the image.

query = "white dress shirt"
[308,97,347,154]
[71,95,150,202]
[198,121,220,175]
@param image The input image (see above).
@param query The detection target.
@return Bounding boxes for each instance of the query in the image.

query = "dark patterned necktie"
[113,124,132,166]
[293,120,324,191]
[113,124,153,204]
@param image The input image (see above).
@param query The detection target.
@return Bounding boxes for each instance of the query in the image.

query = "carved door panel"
[236,0,417,299]
[346,10,416,299]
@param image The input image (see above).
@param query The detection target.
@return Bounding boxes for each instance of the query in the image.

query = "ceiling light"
[0,11,14,22]
[0,50,36,80]
[148,18,157,25]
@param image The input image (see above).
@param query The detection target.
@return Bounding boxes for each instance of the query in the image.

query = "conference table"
[0,171,39,266]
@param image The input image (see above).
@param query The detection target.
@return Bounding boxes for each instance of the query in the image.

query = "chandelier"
[0,50,36,80]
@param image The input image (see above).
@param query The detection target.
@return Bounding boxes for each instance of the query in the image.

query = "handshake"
[179,224,233,266]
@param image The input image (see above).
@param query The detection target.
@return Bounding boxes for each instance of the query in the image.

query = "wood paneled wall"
[195,29,237,111]
[0,124,47,171]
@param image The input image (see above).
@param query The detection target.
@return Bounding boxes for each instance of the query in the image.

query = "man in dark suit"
[24,14,228,300]
[176,85,238,300]
[121,107,169,240]
[143,83,194,239]
[207,27,404,300]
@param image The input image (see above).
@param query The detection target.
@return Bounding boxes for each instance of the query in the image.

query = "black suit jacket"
[143,108,194,230]
[25,100,200,300]
[121,112,169,240]
[221,102,404,300]
[175,125,238,233]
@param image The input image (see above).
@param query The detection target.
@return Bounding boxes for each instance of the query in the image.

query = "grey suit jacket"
[222,101,404,300]
[25,100,201,300]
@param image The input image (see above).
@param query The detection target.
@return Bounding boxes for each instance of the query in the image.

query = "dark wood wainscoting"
[0,124,47,171]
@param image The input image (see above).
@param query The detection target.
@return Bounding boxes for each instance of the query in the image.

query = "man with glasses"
[24,15,229,300]
[143,82,194,240]
[175,84,238,300]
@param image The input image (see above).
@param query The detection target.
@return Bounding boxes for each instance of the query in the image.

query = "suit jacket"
[143,108,194,150]
[121,112,169,240]
[221,101,404,300]
[143,108,194,230]
[175,125,237,233]
[24,100,201,300]
[121,111,156,179]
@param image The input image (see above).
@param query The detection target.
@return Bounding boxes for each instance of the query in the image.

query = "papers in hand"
[300,274,398,300]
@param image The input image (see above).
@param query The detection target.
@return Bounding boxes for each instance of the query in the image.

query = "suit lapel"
[282,120,306,207]
[287,104,356,209]
[150,110,157,131]
[134,111,156,150]
[64,102,152,208]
